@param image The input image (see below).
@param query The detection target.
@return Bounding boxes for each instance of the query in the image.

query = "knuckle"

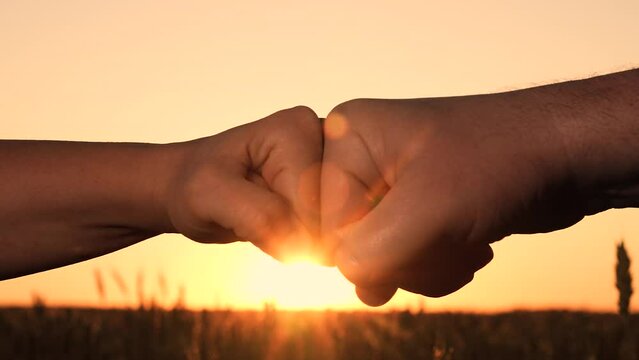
[286,106,323,140]
[265,106,323,154]
[326,98,369,121]
[286,105,318,121]
[324,99,372,141]
[270,105,318,126]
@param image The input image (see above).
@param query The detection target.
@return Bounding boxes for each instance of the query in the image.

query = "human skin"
[2,69,638,308]
[321,69,639,306]
[0,106,323,280]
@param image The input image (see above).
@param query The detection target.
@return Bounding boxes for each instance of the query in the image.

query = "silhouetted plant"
[616,240,633,317]
[93,268,106,303]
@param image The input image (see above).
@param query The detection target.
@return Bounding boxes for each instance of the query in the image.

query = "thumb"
[321,160,401,305]
[334,174,450,288]
[355,285,398,307]
[335,174,493,298]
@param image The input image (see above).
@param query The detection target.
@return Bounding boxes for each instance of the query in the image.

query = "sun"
[244,252,359,310]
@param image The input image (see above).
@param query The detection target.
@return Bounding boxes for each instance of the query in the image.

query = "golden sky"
[1,0,639,311]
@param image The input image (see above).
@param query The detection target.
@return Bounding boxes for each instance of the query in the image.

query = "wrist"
[147,141,192,234]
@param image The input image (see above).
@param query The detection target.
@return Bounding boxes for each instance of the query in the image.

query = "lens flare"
[324,113,349,139]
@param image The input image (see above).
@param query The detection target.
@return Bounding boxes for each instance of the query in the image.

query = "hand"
[321,96,583,306]
[166,106,324,262]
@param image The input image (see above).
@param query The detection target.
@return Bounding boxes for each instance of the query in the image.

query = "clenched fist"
[321,94,586,306]
[167,106,324,261]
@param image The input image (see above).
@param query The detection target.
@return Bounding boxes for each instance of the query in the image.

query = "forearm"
[532,69,639,212]
[0,140,182,279]
[472,69,639,215]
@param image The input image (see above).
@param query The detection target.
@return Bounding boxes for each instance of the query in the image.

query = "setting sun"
[244,254,356,310]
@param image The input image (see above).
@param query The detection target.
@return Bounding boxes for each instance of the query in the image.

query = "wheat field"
[0,304,637,360]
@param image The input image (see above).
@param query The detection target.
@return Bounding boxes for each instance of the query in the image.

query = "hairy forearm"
[532,69,639,212]
[472,69,639,215]
[0,140,182,279]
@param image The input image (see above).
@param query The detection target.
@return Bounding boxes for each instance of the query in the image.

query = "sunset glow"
[1,0,639,312]
[244,255,356,310]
